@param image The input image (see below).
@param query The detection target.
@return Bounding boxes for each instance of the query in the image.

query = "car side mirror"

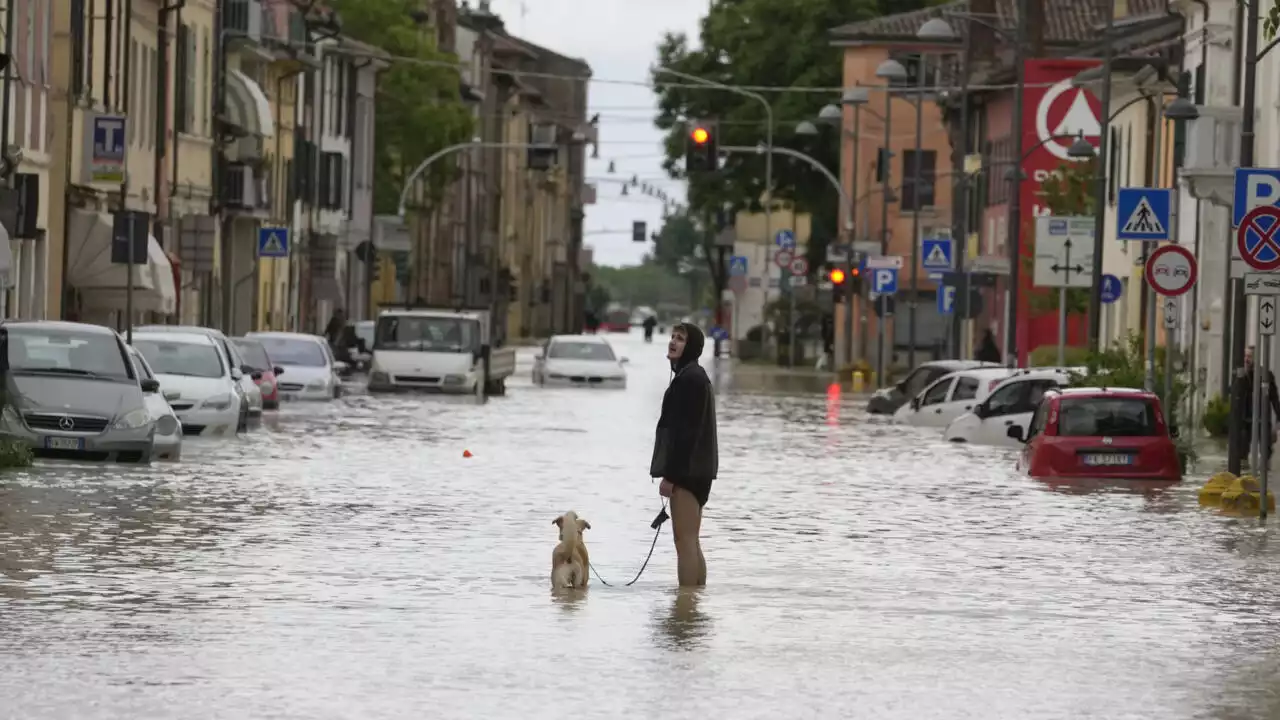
[240,364,256,375]
[231,368,244,381]
[140,378,160,393]
[273,366,284,376]
[972,403,986,418]
[162,389,180,401]
[251,371,263,381]
[1006,425,1025,442]
[620,357,630,364]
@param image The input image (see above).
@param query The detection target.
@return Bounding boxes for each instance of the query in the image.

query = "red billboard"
[1014,58,1101,365]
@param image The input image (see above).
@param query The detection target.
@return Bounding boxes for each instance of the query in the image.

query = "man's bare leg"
[670,486,705,586]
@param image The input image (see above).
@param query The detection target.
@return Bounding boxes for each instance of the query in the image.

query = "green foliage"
[0,437,32,468]
[1070,331,1191,424]
[650,213,703,275]
[585,282,612,315]
[1028,344,1090,368]
[328,0,474,214]
[591,262,696,312]
[1266,4,1280,41]
[1029,159,1097,315]
[1203,394,1230,438]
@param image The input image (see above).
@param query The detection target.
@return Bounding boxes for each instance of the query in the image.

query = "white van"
[942,367,1081,446]
[366,307,516,395]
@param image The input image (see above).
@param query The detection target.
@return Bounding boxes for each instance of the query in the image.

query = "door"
[1018,401,1051,472]
[923,374,982,427]
[974,378,1061,446]
[906,376,956,426]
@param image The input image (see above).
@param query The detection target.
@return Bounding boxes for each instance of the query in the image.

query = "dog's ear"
[552,515,564,528]
[577,518,590,531]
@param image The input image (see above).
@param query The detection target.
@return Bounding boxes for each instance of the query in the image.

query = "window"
[133,339,226,379]
[548,342,616,361]
[374,316,479,354]
[900,149,936,210]
[202,28,212,136]
[1057,397,1158,437]
[8,327,133,381]
[984,381,1028,417]
[129,39,138,144]
[901,365,947,399]
[1027,403,1048,439]
[230,339,272,370]
[1027,380,1060,410]
[254,336,327,367]
[920,378,954,406]
[175,24,191,133]
[71,0,87,95]
[952,376,980,401]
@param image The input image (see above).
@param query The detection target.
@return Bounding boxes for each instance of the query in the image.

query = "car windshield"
[374,316,477,353]
[1057,397,1159,437]
[232,339,272,370]
[254,336,327,367]
[132,339,226,378]
[548,342,616,361]
[7,326,133,380]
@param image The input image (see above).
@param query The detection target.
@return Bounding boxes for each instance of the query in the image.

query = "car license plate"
[44,436,84,451]
[1083,453,1132,466]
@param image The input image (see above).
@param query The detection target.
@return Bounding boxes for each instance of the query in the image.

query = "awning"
[67,209,176,314]
[225,68,275,137]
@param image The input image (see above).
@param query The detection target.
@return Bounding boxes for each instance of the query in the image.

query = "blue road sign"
[1233,168,1280,227]
[921,236,953,271]
[257,226,290,258]
[937,285,956,315]
[774,229,796,249]
[1116,187,1172,241]
[871,268,898,294]
[710,326,729,341]
[1099,273,1123,304]
[728,255,748,276]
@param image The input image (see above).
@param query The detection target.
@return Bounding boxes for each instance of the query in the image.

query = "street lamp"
[916,17,955,40]
[1164,96,1200,121]
[818,103,843,122]
[795,120,819,136]
[1066,132,1096,159]
[875,59,908,83]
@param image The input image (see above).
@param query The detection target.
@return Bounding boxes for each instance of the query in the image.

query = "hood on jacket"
[672,322,705,371]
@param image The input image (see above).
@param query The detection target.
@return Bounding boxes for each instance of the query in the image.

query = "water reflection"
[652,588,710,651]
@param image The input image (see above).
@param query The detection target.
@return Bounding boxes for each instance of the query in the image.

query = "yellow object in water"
[1219,475,1276,514]
[852,371,865,393]
[1198,471,1237,505]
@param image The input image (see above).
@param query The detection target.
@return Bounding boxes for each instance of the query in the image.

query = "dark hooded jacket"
[650,323,718,506]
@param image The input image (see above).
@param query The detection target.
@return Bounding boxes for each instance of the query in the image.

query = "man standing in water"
[651,323,718,586]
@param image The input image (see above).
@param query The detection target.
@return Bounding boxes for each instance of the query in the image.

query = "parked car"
[532,334,628,388]
[126,345,182,461]
[134,325,263,424]
[231,336,284,410]
[892,367,1012,428]
[0,320,157,463]
[943,368,1079,446]
[131,331,245,437]
[866,360,1004,414]
[246,332,341,401]
[1009,387,1182,482]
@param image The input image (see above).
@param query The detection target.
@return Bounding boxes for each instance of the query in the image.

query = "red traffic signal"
[690,127,710,144]
[829,268,846,285]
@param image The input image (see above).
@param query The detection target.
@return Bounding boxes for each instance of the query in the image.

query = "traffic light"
[685,120,719,173]
[829,267,846,286]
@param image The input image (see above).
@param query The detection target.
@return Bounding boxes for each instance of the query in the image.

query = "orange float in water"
[463,450,473,458]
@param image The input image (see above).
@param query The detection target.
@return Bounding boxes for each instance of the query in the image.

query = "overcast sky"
[488,0,702,268]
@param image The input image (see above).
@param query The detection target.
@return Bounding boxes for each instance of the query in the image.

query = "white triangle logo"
[1052,90,1101,139]
[1121,197,1165,235]
[925,243,949,266]
[261,231,285,254]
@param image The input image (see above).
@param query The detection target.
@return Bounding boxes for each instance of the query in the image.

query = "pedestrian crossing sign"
[921,236,953,271]
[1116,187,1172,242]
[257,226,290,258]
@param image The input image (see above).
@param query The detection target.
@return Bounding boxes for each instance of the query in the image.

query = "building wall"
[6,0,52,320]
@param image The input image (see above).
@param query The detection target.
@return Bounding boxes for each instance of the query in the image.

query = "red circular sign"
[1144,244,1197,297]
[1237,205,1280,271]
[789,257,808,276]
[774,249,793,268]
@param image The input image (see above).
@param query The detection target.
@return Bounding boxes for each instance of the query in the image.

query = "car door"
[1017,401,1051,472]
[924,374,983,427]
[907,376,956,425]
[972,379,1031,445]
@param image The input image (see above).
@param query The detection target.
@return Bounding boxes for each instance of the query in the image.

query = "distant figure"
[324,308,346,347]
[584,311,600,334]
[976,330,1001,364]
[642,315,657,343]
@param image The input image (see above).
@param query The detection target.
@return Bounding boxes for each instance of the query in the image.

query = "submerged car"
[132,331,245,437]
[532,334,628,388]
[246,332,341,401]
[231,336,283,410]
[0,321,157,463]
[1010,387,1182,482]
[866,360,1004,414]
[126,344,182,461]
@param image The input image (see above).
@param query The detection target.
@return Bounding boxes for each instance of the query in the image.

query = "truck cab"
[366,307,515,395]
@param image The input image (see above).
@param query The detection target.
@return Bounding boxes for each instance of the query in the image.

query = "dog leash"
[588,502,668,587]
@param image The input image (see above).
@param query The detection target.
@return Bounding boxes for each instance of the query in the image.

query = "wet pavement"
[3,330,1280,719]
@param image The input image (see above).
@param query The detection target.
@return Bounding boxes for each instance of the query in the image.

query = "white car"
[135,324,263,424]
[943,367,1080,446]
[131,331,244,437]
[532,335,628,388]
[126,345,182,461]
[893,367,1014,428]
[246,332,342,401]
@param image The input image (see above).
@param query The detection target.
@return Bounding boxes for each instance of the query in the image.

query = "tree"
[325,0,474,214]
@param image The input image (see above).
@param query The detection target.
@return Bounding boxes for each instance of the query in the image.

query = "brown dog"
[551,511,591,589]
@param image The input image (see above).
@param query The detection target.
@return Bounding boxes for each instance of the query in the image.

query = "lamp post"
[874,59,907,385]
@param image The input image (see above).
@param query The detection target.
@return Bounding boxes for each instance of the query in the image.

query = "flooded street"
[4,330,1280,719]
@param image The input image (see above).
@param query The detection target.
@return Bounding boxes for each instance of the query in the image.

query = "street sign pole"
[1163,298,1177,412]
[125,211,134,344]
[1263,335,1271,520]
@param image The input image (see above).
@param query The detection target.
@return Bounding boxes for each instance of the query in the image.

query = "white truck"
[366,306,517,396]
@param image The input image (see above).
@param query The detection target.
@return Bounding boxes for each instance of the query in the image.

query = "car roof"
[3,320,119,336]
[247,331,323,344]
[135,324,227,338]
[1051,386,1155,398]
[230,336,265,346]
[924,360,1003,370]
[132,331,218,346]
[549,334,610,344]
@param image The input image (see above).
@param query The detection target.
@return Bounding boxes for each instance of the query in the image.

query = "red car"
[1009,387,1182,482]
[231,337,283,410]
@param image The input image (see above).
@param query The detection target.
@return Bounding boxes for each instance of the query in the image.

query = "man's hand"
[659,479,674,498]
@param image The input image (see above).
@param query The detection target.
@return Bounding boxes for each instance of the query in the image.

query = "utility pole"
[952,24,973,358]
[1228,0,1261,475]
[1085,0,1117,352]
[1004,0,1028,368]
[907,54,925,369]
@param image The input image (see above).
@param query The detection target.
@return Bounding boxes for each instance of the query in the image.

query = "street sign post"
[871,268,898,295]
[1263,297,1277,336]
[1163,297,1178,329]
[1099,273,1123,304]
[922,236,953,272]
[938,285,956,315]
[774,229,796,250]
[1116,187,1173,242]
[863,255,904,270]
[728,255,748,276]
[1237,205,1280,272]
[1231,168,1280,276]
[1034,216,1094,366]
[257,226,290,258]
[1243,272,1280,295]
[773,248,793,269]
[789,257,808,277]
[1144,244,1198,296]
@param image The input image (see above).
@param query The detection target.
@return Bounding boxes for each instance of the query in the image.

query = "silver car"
[0,321,157,463]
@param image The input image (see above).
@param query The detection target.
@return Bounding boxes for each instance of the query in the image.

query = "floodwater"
[3,330,1280,719]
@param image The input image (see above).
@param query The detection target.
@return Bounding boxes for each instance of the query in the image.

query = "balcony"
[222,163,271,213]
[225,0,265,44]
[1181,105,1242,208]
